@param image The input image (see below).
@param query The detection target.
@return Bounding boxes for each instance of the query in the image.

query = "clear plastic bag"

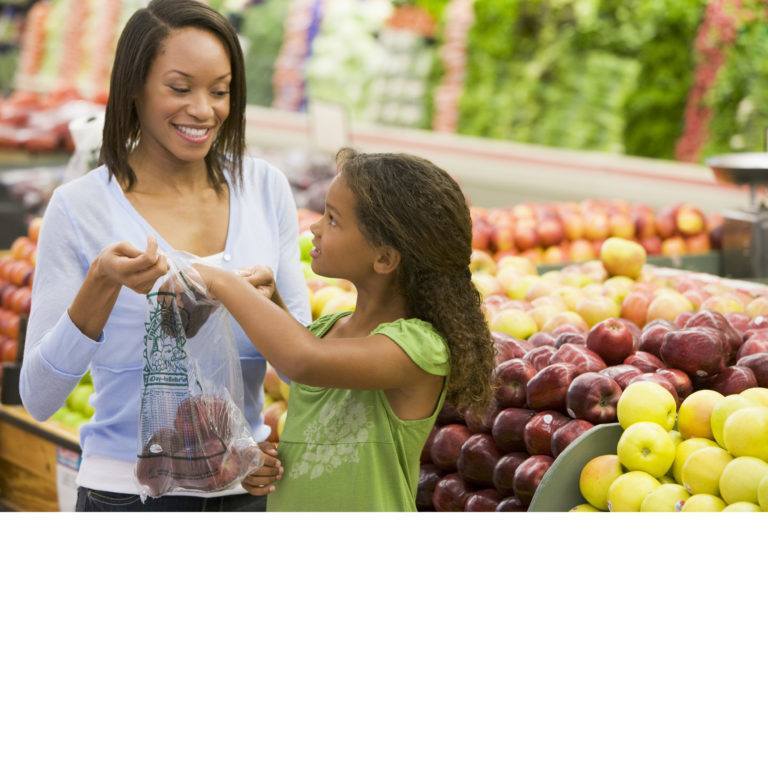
[135,251,263,498]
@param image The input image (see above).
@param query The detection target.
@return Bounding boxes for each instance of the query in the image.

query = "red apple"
[416,464,442,511]
[420,427,437,463]
[738,335,768,359]
[513,455,554,505]
[639,319,675,358]
[496,495,527,512]
[465,489,502,512]
[708,365,758,395]
[523,345,557,371]
[674,311,693,328]
[621,292,652,327]
[464,400,501,434]
[659,327,727,376]
[551,344,606,374]
[537,217,565,247]
[514,224,539,252]
[586,318,636,366]
[654,368,693,402]
[624,351,664,372]
[655,206,677,239]
[432,473,472,511]
[618,318,642,341]
[526,362,578,411]
[430,424,472,471]
[600,364,643,389]
[566,372,621,424]
[457,433,502,485]
[551,419,592,458]
[492,452,529,495]
[494,358,536,409]
[492,407,536,453]
[529,331,556,347]
[524,411,570,456]
[136,427,176,497]
[684,310,742,360]
[174,394,234,445]
[554,332,587,348]
[436,402,464,425]
[738,353,768,387]
[492,331,532,363]
[726,312,751,335]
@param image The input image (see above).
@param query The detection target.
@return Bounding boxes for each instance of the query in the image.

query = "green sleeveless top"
[266,312,450,511]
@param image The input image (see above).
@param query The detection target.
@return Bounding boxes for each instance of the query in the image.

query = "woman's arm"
[203,267,430,390]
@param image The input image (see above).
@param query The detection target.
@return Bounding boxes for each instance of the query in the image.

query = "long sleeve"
[20,190,103,421]
[272,169,312,326]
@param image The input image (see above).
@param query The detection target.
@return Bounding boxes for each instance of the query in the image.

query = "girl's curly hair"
[336,148,495,414]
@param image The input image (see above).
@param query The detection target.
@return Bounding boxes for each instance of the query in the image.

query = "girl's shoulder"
[371,317,450,376]
[308,311,353,338]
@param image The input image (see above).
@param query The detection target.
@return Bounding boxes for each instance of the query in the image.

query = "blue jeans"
[75,487,267,512]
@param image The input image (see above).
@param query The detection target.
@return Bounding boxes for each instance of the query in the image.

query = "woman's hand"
[93,236,168,294]
[237,265,276,300]
[241,441,284,496]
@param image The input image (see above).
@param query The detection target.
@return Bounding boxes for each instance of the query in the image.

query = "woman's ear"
[373,246,401,275]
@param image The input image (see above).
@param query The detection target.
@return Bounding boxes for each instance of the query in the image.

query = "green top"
[266,312,450,511]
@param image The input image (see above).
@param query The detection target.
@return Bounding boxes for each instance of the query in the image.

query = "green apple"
[677,389,724,440]
[672,437,717,484]
[681,494,726,512]
[718,456,768,505]
[723,407,768,461]
[639,483,690,512]
[579,454,623,511]
[617,422,676,477]
[607,471,660,512]
[710,394,751,448]
[298,231,314,263]
[617,381,677,431]
[723,502,761,512]
[681,446,732,496]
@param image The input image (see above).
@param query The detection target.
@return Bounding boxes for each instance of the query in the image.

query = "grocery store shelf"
[246,105,749,212]
[0,404,80,451]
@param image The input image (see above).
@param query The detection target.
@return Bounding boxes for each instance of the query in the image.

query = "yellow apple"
[672,437,717,484]
[490,308,537,340]
[710,394,751,448]
[723,502,761,511]
[681,494,726,512]
[600,237,647,279]
[758,473,768,511]
[470,250,497,273]
[319,290,357,316]
[575,295,620,328]
[681,446,732,496]
[639,483,690,512]
[646,291,694,324]
[529,303,562,331]
[617,381,677,431]
[602,275,636,303]
[471,271,502,298]
[739,388,768,408]
[718,456,768,505]
[506,274,540,300]
[551,285,582,311]
[723,406,768,461]
[677,390,724,440]
[277,409,287,438]
[617,422,676,477]
[541,311,589,334]
[607,471,660,512]
[570,503,601,512]
[746,297,768,318]
[667,430,682,449]
[496,255,536,275]
[579,454,623,511]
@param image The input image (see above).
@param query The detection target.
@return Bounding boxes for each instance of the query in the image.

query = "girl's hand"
[94,236,168,294]
[241,441,283,496]
[237,265,276,300]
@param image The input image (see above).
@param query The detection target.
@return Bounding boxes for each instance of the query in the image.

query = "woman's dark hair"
[336,148,495,414]
[100,0,246,192]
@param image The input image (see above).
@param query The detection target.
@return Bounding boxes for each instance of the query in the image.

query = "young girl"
[194,149,495,511]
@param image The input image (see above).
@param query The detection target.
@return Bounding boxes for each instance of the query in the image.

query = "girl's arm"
[201,266,432,390]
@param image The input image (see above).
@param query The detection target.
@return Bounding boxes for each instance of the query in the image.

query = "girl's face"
[135,27,231,165]
[309,175,380,281]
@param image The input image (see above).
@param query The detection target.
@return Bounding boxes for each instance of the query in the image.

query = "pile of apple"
[470,199,721,266]
[50,372,94,432]
[0,218,39,365]
[419,237,768,511]
[577,380,768,512]
[262,363,290,443]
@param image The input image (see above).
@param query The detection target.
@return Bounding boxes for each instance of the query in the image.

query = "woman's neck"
[127,144,213,196]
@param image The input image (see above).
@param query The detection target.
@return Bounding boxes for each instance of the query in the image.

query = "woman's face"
[135,27,231,164]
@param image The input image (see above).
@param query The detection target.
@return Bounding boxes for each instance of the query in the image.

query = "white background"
[1,513,766,768]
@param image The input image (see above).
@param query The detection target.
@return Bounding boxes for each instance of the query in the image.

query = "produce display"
[470,199,722,265]
[413,237,768,511]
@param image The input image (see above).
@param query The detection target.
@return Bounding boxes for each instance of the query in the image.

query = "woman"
[20,0,310,511]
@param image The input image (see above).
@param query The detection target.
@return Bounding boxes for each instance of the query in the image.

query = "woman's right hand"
[93,236,168,294]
